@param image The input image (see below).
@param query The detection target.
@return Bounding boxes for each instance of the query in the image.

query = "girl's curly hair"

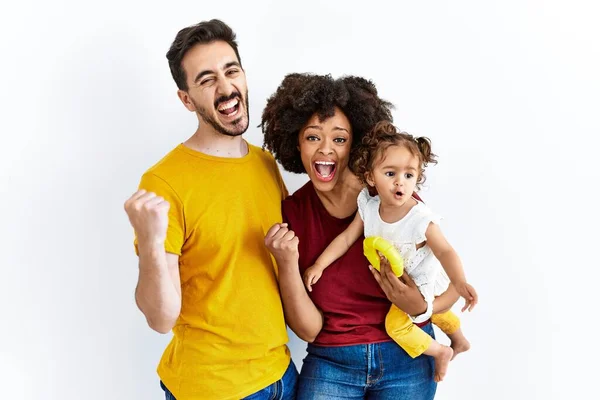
[352,121,437,190]
[260,73,393,173]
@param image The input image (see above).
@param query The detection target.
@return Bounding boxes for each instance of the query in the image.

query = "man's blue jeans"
[161,359,298,399]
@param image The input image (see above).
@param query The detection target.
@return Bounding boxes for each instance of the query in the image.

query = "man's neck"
[183,127,248,158]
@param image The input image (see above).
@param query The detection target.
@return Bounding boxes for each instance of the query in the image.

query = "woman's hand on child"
[303,265,323,292]
[456,282,478,312]
[370,258,428,317]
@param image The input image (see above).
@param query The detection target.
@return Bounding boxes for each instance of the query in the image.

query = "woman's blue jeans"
[297,323,437,399]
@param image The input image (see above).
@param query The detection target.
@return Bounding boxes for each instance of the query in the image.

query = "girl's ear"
[365,172,375,187]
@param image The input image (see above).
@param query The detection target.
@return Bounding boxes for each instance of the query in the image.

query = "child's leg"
[385,305,453,382]
[431,310,470,360]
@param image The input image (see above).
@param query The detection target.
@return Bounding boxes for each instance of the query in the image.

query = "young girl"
[303,120,478,382]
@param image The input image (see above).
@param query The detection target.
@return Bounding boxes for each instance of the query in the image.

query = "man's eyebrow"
[194,69,213,84]
[224,61,241,69]
[194,61,242,84]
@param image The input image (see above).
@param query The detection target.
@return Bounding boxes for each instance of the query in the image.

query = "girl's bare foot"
[450,337,471,360]
[432,345,454,382]
[447,328,471,360]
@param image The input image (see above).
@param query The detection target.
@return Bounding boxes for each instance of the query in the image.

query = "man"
[123,20,296,400]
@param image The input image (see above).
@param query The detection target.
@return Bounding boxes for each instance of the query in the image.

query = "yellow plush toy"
[363,236,404,277]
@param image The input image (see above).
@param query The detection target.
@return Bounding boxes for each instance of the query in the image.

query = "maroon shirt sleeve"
[283,182,393,346]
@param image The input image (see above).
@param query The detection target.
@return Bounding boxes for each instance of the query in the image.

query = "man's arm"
[135,247,181,333]
[125,188,183,334]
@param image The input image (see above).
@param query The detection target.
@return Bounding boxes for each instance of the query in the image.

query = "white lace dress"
[357,188,451,323]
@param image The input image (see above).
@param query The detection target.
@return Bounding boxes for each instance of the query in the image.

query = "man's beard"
[194,91,250,137]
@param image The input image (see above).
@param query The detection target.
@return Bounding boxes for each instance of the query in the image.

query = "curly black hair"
[260,73,394,174]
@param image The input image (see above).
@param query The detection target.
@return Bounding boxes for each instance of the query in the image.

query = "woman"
[261,73,458,399]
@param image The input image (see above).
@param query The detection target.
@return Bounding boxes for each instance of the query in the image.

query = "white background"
[1,0,598,399]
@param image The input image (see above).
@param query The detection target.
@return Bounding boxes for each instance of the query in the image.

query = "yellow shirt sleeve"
[272,156,288,200]
[133,172,185,256]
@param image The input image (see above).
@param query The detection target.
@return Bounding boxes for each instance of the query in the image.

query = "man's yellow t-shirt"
[134,143,290,399]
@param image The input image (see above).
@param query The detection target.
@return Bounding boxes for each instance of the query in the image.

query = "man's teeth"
[218,98,239,111]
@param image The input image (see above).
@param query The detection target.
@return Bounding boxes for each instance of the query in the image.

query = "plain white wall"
[1,0,598,399]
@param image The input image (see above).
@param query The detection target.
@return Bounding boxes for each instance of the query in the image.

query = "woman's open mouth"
[313,161,336,182]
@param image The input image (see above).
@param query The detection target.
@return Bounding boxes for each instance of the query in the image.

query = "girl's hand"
[456,282,478,312]
[303,265,323,292]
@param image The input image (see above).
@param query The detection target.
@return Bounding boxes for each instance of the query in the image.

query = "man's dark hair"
[166,19,242,91]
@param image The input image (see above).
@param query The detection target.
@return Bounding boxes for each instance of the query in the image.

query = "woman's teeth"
[315,161,335,177]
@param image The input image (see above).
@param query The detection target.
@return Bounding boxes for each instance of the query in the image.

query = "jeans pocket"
[281,361,299,399]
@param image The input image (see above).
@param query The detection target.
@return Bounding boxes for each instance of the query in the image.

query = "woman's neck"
[315,171,364,219]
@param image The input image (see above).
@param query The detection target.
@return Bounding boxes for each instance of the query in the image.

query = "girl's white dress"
[358,188,451,323]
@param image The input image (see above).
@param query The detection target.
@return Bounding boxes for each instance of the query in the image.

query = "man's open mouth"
[217,97,240,118]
